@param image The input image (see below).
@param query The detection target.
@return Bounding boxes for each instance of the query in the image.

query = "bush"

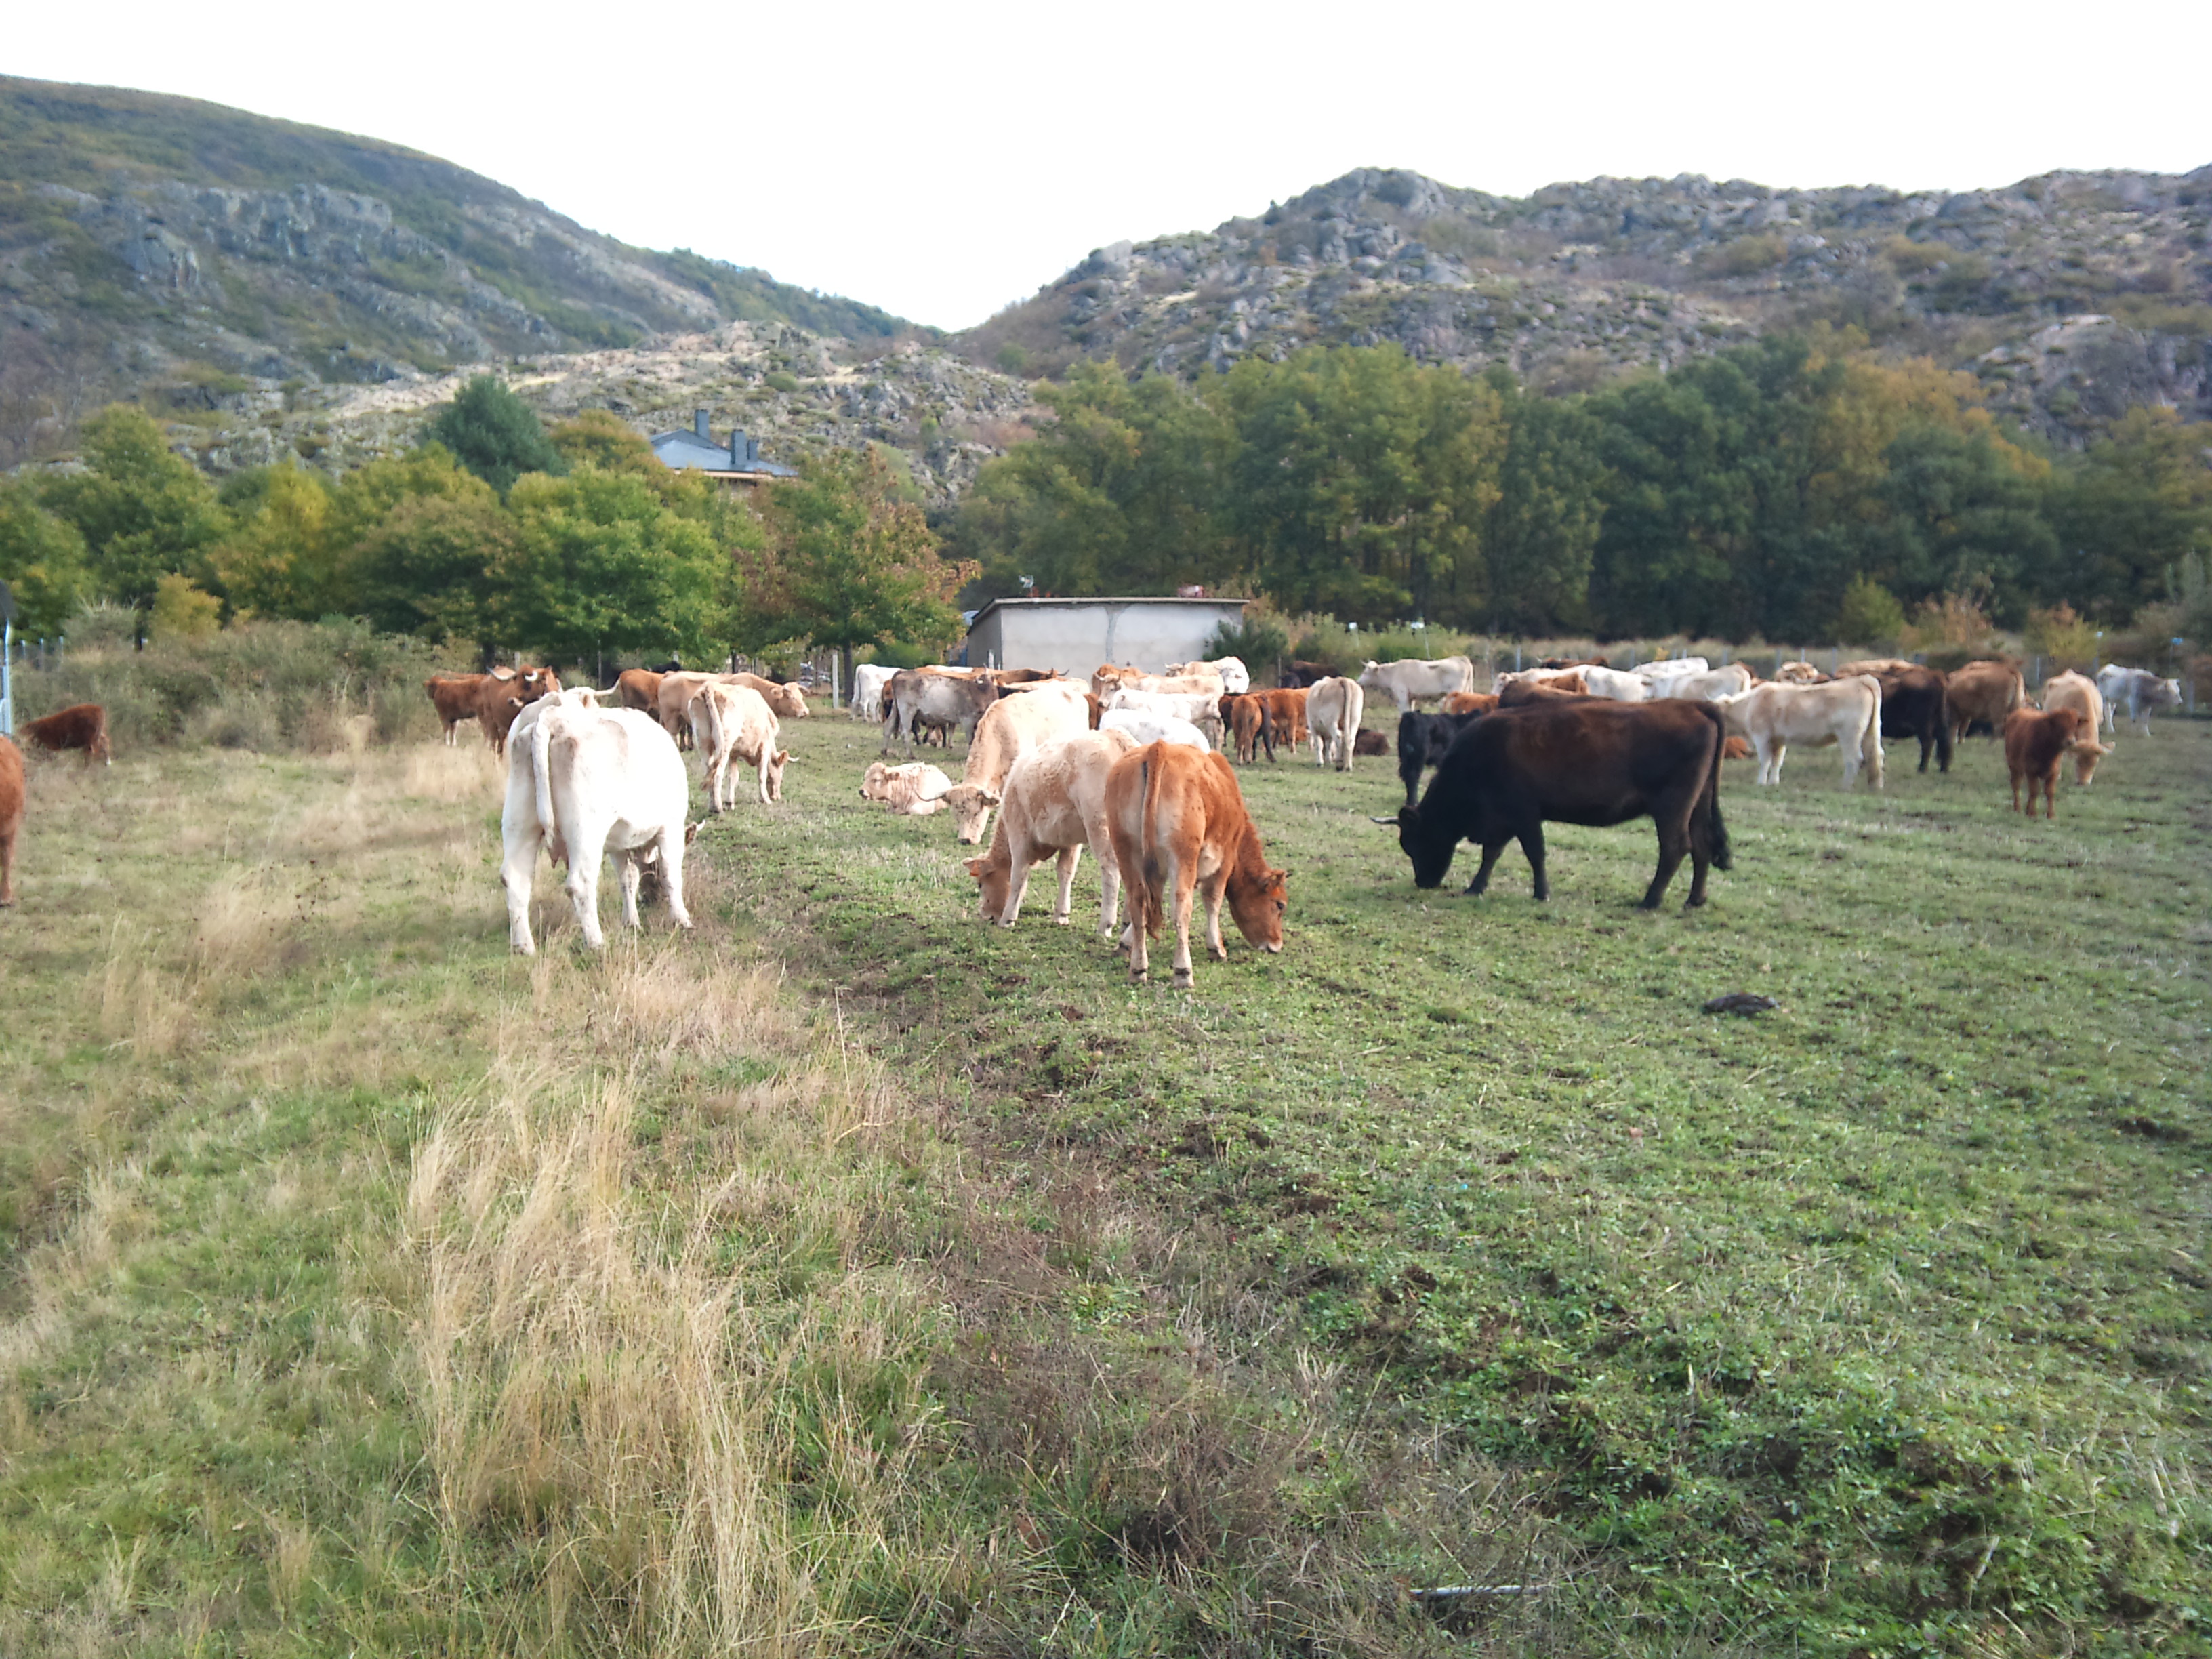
[2024,602,2100,670]
[1903,590,2003,656]
[1202,611,1289,680]
[764,372,800,394]
[1836,576,1906,648]
[149,573,221,641]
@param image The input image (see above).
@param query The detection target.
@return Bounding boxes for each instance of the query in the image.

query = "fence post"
[1,617,12,735]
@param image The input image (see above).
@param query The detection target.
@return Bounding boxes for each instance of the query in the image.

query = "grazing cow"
[687,682,790,810]
[1099,709,1212,752]
[1103,686,1225,743]
[1256,687,1310,755]
[1105,743,1287,988]
[1385,700,1731,909]
[2096,665,2184,735]
[1279,659,1333,689]
[19,703,111,766]
[1577,665,1653,702]
[1396,708,1483,807]
[1837,660,1952,774]
[964,728,1139,933]
[1497,678,1588,708]
[2039,671,2110,783]
[1945,661,2026,743]
[1358,655,1477,712]
[884,669,1000,756]
[1773,661,1828,684]
[1305,676,1366,770]
[502,700,693,954]
[1166,655,1251,694]
[726,672,810,720]
[1353,729,1389,757]
[945,682,1091,844]
[2004,707,2107,819]
[1627,657,1707,683]
[0,734,22,904]
[861,761,956,814]
[851,663,897,723]
[615,668,664,716]
[1442,691,1498,716]
[1644,663,1754,702]
[1717,676,1884,789]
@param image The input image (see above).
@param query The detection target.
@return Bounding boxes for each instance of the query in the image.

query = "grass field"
[1,700,2206,1656]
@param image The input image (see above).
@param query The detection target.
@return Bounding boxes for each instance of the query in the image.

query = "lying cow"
[1305,676,1366,771]
[1100,709,1212,752]
[964,729,1139,933]
[884,668,1000,756]
[1945,660,2025,743]
[2097,665,2183,735]
[1385,699,1731,909]
[688,681,790,810]
[1837,660,1952,774]
[2004,707,2108,819]
[861,761,956,814]
[2039,671,2110,783]
[1441,691,1498,716]
[1396,708,1483,808]
[944,680,1090,844]
[1357,655,1476,712]
[19,703,111,766]
[1717,676,1884,789]
[503,699,694,954]
[0,734,22,904]
[1353,729,1389,757]
[1105,742,1287,988]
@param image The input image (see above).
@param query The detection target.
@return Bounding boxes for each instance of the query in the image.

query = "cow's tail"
[1138,753,1166,938]
[1934,684,1954,771]
[531,706,557,850]
[1700,704,1733,872]
[701,689,724,779]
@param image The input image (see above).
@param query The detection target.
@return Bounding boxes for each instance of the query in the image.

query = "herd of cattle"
[0,654,2188,987]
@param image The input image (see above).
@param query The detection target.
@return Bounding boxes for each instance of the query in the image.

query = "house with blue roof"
[649,409,798,487]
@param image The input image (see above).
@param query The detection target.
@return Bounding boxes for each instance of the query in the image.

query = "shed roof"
[968,595,1248,627]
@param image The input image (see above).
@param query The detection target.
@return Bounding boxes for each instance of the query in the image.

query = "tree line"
[0,378,971,674]
[947,333,2212,642]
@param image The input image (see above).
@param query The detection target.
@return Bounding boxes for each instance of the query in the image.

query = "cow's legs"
[501,817,541,955]
[564,825,610,949]
[1642,802,1692,910]
[1520,823,1550,901]
[1001,843,1034,926]
[2009,771,2024,813]
[657,825,694,930]
[756,746,773,806]
[618,853,644,931]
[1465,840,1507,897]
[1169,860,1202,989]
[1089,832,1122,938]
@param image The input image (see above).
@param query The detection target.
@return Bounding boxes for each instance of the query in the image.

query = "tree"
[148,573,221,640]
[425,377,567,495]
[39,405,228,617]
[0,479,89,636]
[1835,575,1906,646]
[750,449,972,680]
[1867,423,2056,623]
[2044,407,2212,621]
[355,491,518,647]
[1482,381,1603,633]
[548,410,663,478]
[209,463,342,619]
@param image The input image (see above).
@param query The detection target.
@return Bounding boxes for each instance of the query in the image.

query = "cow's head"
[1391,804,1456,889]
[860,761,890,800]
[1356,660,1381,684]
[772,685,811,719]
[943,784,1002,845]
[1228,865,1289,953]
[2070,737,2112,786]
[766,749,792,802]
[964,849,1013,921]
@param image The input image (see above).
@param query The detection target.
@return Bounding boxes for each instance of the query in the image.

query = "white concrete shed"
[963,597,1248,677]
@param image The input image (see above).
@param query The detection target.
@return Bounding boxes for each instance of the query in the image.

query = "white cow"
[943,682,1093,846]
[1629,656,1708,682]
[860,761,956,814]
[1166,656,1251,695]
[687,681,790,811]
[504,700,694,954]
[1772,661,1828,684]
[851,663,897,723]
[1099,709,1211,751]
[1650,663,1757,702]
[2096,665,2184,735]
[1357,655,1477,712]
[1576,664,1652,702]
[963,729,1140,934]
[1305,676,1366,771]
[1103,686,1225,740]
[1718,676,1884,789]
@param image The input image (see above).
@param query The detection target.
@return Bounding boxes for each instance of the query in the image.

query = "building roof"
[968,595,1248,627]
[649,410,798,478]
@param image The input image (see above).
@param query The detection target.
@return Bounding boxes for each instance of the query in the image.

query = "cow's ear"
[963,858,988,878]
[684,822,701,845]
[980,788,1002,806]
[775,750,792,764]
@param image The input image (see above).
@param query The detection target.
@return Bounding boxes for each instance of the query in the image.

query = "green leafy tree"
[1866,423,2057,623]
[209,462,342,619]
[356,491,519,647]
[0,479,90,636]
[2044,407,2212,621]
[548,410,661,478]
[1836,574,1907,645]
[1482,379,1604,633]
[148,572,221,640]
[426,376,567,495]
[39,405,228,617]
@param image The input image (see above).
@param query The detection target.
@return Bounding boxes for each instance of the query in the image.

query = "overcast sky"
[10,0,2209,330]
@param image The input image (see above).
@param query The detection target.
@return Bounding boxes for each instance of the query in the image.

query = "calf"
[687,682,790,810]
[0,734,23,904]
[964,729,1139,933]
[1256,687,1309,756]
[1717,677,1884,789]
[1386,700,1731,909]
[851,663,896,723]
[2004,707,2106,819]
[1839,661,1952,774]
[19,703,111,766]
[1353,729,1389,757]
[503,700,694,954]
[1220,691,1270,762]
[615,668,664,716]
[861,761,956,814]
[1395,708,1483,807]
[1166,655,1251,694]
[1305,676,1366,771]
[1105,743,1287,989]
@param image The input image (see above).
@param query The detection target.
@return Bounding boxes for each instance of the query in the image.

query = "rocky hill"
[0,76,916,462]
[957,165,2212,443]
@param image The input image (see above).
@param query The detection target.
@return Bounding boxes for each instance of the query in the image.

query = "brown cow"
[19,703,111,766]
[0,733,23,904]
[1538,654,1609,670]
[1497,678,1589,708]
[1220,691,1269,762]
[1353,729,1390,757]
[426,674,489,745]
[1442,691,1498,716]
[615,668,664,716]
[1946,660,2025,743]
[480,668,560,756]
[2003,708,2107,819]
[1254,687,1309,758]
[1105,743,1287,989]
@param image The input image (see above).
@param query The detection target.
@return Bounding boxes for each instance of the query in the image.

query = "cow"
[1496,678,1589,708]
[884,669,1000,756]
[1279,659,1334,689]
[1442,691,1498,716]
[1256,687,1310,755]
[1772,661,1828,684]
[1103,686,1225,743]
[1945,661,2026,743]
[1100,709,1212,752]
[2039,671,2110,783]
[480,668,562,756]
[1837,660,1952,774]
[1166,655,1251,694]
[615,668,664,717]
[1493,665,1589,690]
[1396,708,1483,807]
[851,663,897,723]
[687,681,790,810]
[985,667,1065,687]
[1577,664,1653,702]
[1353,729,1389,757]
[1358,655,1477,712]
[0,733,22,905]
[426,674,493,745]
[1305,676,1366,770]
[726,672,810,720]
[944,682,1091,845]
[964,728,1140,933]
[1383,700,1732,910]
[1105,743,1287,989]
[19,703,111,766]
[861,761,956,815]
[1716,676,1884,789]
[1540,654,1610,671]
[1644,663,1755,702]
[2004,707,2108,819]
[502,699,694,954]
[1628,657,1707,683]
[2096,665,2184,735]
[1220,691,1270,763]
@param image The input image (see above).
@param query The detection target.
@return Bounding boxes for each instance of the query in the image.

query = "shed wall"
[969,603,1244,676]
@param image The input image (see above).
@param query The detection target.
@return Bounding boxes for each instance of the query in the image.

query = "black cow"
[1385,700,1732,909]
[1395,709,1482,807]
[1877,667,1952,773]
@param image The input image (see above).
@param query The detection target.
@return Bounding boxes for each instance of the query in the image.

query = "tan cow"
[1773,661,1828,684]
[726,672,811,719]
[1105,743,1287,989]
[616,668,664,716]
[1717,676,1884,789]
[860,761,956,814]
[2039,671,2110,784]
[943,681,1090,844]
[1945,660,2026,743]
[964,728,1139,933]
[687,682,790,810]
[1305,676,1366,771]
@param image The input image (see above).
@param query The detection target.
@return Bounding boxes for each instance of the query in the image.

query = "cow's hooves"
[1053,914,1072,926]
[1172,972,1195,990]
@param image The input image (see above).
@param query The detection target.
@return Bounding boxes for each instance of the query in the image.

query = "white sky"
[9,0,2209,330]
